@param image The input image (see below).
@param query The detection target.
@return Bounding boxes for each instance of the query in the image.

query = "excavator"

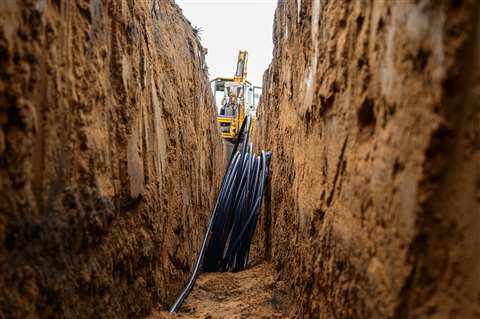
[211,51,262,142]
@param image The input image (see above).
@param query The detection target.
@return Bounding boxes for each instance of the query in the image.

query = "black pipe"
[169,115,271,312]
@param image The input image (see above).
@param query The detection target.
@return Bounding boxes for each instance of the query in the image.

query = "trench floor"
[152,262,289,318]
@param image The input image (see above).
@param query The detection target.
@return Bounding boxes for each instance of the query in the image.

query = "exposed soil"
[151,262,289,319]
[253,1,480,318]
[0,1,223,318]
[1,0,480,318]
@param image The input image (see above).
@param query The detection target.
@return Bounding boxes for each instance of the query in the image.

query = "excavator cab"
[211,51,262,142]
[222,82,244,116]
[213,78,245,139]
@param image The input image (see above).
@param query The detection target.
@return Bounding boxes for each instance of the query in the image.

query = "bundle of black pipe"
[170,116,271,312]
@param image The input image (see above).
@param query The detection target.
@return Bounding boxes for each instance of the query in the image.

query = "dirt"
[0,1,223,318]
[252,1,480,318]
[2,0,480,318]
[151,262,289,319]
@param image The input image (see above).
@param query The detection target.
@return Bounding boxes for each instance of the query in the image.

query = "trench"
[1,1,480,319]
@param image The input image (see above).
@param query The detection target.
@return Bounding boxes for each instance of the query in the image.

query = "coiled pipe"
[169,115,271,312]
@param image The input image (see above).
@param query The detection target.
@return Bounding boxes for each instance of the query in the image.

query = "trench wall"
[0,1,223,317]
[253,1,480,318]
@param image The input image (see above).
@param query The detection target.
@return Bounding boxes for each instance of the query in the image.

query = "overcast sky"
[175,0,277,87]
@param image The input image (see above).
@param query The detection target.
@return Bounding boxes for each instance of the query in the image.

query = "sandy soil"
[151,262,289,319]
[0,1,223,317]
[2,0,479,318]
[253,1,480,318]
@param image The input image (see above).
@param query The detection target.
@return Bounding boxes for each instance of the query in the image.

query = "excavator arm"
[234,51,248,83]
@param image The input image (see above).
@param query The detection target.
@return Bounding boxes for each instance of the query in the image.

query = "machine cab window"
[212,80,226,113]
[212,79,245,117]
[253,86,262,109]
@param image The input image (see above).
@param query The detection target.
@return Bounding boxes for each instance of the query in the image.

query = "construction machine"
[211,51,262,142]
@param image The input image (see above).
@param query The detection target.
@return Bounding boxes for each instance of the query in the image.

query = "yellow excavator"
[211,51,262,142]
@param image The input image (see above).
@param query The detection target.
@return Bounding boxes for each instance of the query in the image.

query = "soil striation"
[0,1,223,317]
[253,1,480,318]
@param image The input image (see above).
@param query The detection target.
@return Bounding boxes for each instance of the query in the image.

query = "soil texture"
[0,1,223,317]
[152,263,289,319]
[253,1,480,318]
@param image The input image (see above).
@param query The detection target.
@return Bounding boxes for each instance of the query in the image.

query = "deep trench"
[1,1,479,319]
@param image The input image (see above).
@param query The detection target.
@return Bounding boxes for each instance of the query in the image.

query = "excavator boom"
[234,51,248,83]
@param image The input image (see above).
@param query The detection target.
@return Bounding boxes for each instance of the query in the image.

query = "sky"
[175,0,277,87]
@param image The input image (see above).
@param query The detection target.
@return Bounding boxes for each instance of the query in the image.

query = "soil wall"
[253,1,480,318]
[0,1,223,317]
